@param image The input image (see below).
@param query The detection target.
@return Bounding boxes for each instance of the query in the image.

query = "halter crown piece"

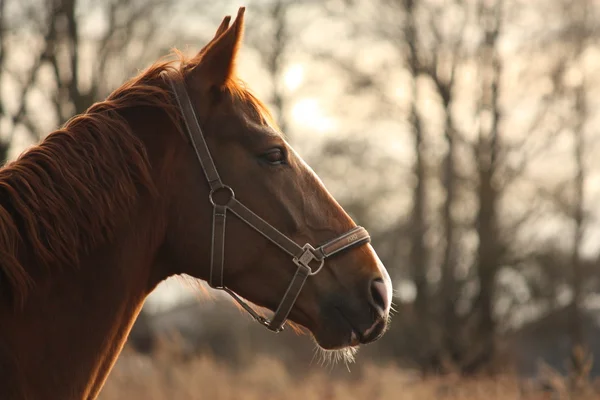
[161,71,371,332]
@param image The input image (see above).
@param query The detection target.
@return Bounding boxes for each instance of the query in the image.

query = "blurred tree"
[550,0,596,380]
[410,0,467,369]
[461,0,504,373]
[0,0,209,161]
[570,72,587,380]
[402,0,430,352]
[243,0,293,135]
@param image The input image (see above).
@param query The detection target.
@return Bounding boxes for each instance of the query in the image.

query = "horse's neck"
[0,206,163,399]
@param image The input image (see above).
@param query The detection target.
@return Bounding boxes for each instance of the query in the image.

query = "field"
[99,339,600,400]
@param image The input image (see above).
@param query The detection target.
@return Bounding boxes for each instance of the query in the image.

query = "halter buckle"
[293,244,325,276]
[257,316,285,333]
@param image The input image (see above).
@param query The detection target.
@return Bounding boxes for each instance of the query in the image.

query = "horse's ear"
[195,15,231,58]
[214,15,232,38]
[192,7,245,88]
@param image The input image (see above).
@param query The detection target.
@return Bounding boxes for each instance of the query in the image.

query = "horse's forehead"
[217,95,278,138]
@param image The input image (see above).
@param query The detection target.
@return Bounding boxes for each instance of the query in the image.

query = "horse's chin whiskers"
[312,341,359,372]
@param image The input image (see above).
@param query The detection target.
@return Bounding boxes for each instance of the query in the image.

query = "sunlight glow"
[291,98,337,133]
[283,63,304,91]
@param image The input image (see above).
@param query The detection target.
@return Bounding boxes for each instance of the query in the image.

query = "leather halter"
[160,71,371,332]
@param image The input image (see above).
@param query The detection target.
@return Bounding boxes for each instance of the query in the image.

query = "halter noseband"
[161,71,371,333]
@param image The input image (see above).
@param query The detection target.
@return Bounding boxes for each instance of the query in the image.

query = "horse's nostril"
[369,278,390,315]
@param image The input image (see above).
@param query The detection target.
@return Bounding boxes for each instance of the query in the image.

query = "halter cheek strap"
[161,70,371,333]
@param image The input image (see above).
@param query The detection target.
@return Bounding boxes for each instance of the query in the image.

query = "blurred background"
[3,0,600,398]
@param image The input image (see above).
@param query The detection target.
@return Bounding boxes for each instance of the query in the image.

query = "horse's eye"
[261,148,286,165]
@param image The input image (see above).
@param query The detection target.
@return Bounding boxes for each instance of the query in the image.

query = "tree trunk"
[466,0,503,373]
[569,76,587,383]
[404,0,428,322]
[266,0,288,134]
[439,102,458,367]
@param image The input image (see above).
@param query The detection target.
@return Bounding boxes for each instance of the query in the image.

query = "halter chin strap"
[161,70,371,332]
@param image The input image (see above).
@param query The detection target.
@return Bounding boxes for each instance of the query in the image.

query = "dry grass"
[99,338,600,400]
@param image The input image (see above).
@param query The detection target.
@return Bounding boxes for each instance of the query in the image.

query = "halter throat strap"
[160,70,370,333]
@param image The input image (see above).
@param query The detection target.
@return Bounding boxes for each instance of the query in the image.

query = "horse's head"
[158,8,392,353]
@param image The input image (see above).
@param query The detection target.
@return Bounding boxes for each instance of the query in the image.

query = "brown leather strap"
[220,263,309,333]
[317,226,371,258]
[162,71,223,190]
[210,204,227,288]
[221,287,276,329]
[227,198,305,259]
[228,199,370,266]
[269,264,310,331]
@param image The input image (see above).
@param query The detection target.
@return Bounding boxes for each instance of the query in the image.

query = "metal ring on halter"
[209,185,236,208]
[307,259,325,276]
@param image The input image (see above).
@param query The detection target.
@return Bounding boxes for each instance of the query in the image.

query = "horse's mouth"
[336,306,386,346]
[283,292,388,351]
[298,303,386,351]
[335,306,363,347]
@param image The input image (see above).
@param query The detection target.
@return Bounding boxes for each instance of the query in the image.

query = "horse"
[0,7,392,399]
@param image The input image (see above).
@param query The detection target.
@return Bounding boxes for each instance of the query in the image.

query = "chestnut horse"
[0,8,392,399]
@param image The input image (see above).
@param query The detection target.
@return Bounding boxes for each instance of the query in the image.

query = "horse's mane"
[0,50,278,307]
[0,58,184,306]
